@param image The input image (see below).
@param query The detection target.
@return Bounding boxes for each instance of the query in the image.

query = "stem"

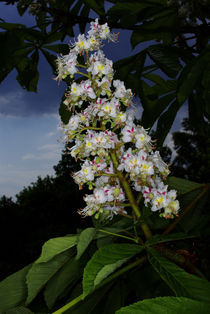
[137,193,143,205]
[163,186,208,235]
[98,229,138,243]
[95,173,117,177]
[53,255,147,313]
[110,150,141,219]
[76,71,89,78]
[102,201,131,207]
[110,149,152,239]
[77,63,87,68]
[52,294,85,314]
[78,126,104,135]
[118,212,133,219]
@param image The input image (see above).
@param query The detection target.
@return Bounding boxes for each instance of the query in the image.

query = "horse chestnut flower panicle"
[56,19,180,220]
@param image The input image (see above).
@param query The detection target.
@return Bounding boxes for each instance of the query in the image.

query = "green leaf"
[44,258,81,309]
[16,50,39,92]
[5,306,33,314]
[66,282,112,314]
[76,228,96,260]
[147,45,182,78]
[26,251,72,304]
[35,234,78,264]
[0,265,31,312]
[59,92,72,124]
[147,248,210,303]
[83,0,105,15]
[79,5,90,34]
[17,0,33,16]
[114,52,146,81]
[83,243,143,295]
[41,48,57,73]
[43,44,69,54]
[0,29,27,82]
[156,100,182,145]
[167,176,202,195]
[146,232,196,246]
[177,51,209,105]
[116,296,210,314]
[141,92,176,129]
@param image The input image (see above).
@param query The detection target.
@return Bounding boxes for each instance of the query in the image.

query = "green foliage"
[116,296,210,314]
[44,258,81,309]
[35,234,78,263]
[147,248,210,303]
[26,250,73,304]
[76,228,96,260]
[0,265,31,312]
[5,306,34,314]
[146,232,196,246]
[83,244,143,294]
[167,176,202,195]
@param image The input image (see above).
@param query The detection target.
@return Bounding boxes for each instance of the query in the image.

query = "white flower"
[100,23,110,39]
[135,130,151,149]
[140,161,154,176]
[71,82,82,97]
[113,80,132,99]
[88,59,113,77]
[74,34,90,52]
[80,80,96,99]
[68,115,80,130]
[121,121,136,142]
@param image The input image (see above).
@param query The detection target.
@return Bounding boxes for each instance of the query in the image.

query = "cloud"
[38,143,59,151]
[22,153,37,160]
[46,131,55,137]
[22,141,62,161]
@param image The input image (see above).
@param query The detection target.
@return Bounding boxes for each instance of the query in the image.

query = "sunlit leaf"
[35,234,78,264]
[116,296,210,314]
[76,228,96,260]
[26,251,73,304]
[83,243,143,295]
[0,265,31,312]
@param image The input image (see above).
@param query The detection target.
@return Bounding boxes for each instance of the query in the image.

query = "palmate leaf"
[113,51,146,81]
[155,100,182,145]
[146,232,196,246]
[177,49,210,105]
[66,282,112,314]
[26,250,73,304]
[0,27,27,82]
[83,243,143,295]
[5,306,33,314]
[116,296,210,314]
[83,0,105,16]
[0,265,31,312]
[44,258,81,309]
[41,48,57,73]
[43,43,69,54]
[141,91,176,129]
[35,234,78,264]
[147,45,182,78]
[147,248,210,303]
[16,50,39,92]
[76,228,96,260]
[59,91,72,124]
[167,176,202,195]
